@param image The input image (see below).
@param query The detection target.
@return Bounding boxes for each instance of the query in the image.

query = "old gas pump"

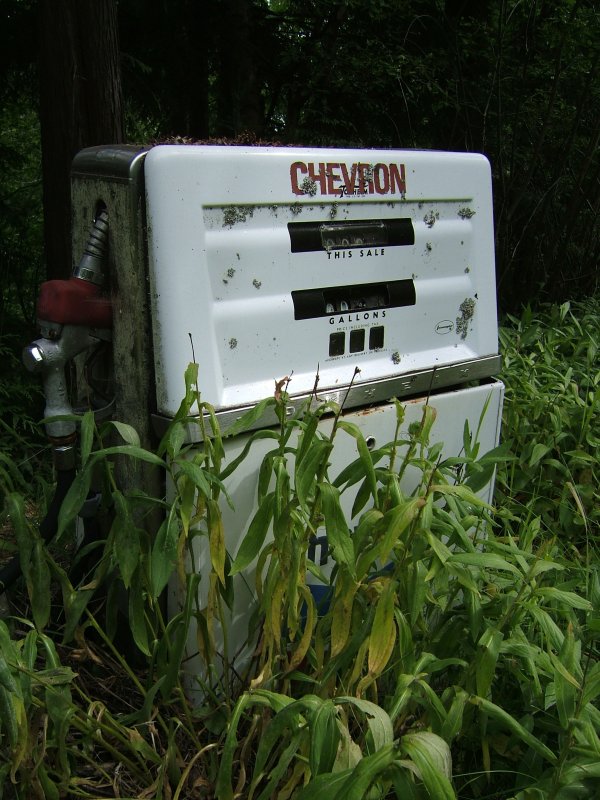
[17,144,504,692]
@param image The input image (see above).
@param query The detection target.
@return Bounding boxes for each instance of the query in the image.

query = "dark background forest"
[1,0,598,341]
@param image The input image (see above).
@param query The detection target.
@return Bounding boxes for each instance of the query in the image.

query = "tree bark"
[39,0,123,280]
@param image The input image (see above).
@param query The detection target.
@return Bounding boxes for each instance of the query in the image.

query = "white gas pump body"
[144,146,500,425]
[70,144,504,693]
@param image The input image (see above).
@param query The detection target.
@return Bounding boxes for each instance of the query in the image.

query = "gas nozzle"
[35,208,112,331]
[72,207,109,285]
[23,325,105,439]
[24,207,113,440]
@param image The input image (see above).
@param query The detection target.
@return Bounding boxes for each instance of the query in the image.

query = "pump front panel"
[144,146,498,418]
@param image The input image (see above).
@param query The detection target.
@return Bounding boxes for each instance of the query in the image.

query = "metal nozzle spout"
[72,207,109,285]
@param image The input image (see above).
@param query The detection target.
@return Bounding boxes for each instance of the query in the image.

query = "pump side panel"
[71,146,161,505]
[144,146,498,417]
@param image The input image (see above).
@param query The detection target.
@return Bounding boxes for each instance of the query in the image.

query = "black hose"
[0,467,76,595]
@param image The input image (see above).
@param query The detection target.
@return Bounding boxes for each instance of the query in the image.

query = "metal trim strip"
[151,354,502,443]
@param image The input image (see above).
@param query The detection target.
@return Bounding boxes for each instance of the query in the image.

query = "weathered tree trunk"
[39,0,123,280]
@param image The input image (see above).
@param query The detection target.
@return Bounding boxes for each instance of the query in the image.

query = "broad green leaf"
[253,736,303,800]
[294,769,354,800]
[287,585,316,672]
[331,744,397,800]
[476,627,503,698]
[79,409,95,466]
[333,724,363,773]
[386,673,416,724]
[20,630,38,708]
[0,685,19,749]
[57,465,92,538]
[331,573,358,657]
[351,476,372,519]
[164,420,186,458]
[535,587,592,611]
[0,652,17,695]
[129,569,150,656]
[416,678,451,730]
[219,429,278,482]
[408,561,429,626]
[530,559,565,578]
[207,499,226,586]
[390,765,421,799]
[223,397,276,438]
[160,573,199,699]
[334,697,394,752]
[368,579,397,678]
[553,656,578,729]
[250,696,318,789]
[310,699,340,775]
[6,493,31,575]
[441,688,469,742]
[528,604,565,650]
[184,361,199,394]
[296,438,331,509]
[402,731,455,800]
[378,498,424,563]
[333,449,385,491]
[231,492,275,574]
[529,442,550,466]
[417,404,437,445]
[110,420,141,447]
[338,420,378,506]
[63,588,95,643]
[469,695,556,764]
[112,491,140,589]
[319,482,354,570]
[426,529,452,566]
[553,625,580,728]
[174,458,211,498]
[91,444,166,466]
[447,551,521,576]
[150,507,179,597]
[581,661,600,707]
[40,637,73,777]
[429,483,491,507]
[465,461,497,493]
[559,760,600,784]
[249,689,295,713]
[30,537,50,630]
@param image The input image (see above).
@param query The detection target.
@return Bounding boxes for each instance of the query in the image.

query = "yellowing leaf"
[207,500,226,586]
[331,575,358,657]
[368,580,397,677]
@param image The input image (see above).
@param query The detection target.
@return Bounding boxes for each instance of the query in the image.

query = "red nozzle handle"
[37,278,112,328]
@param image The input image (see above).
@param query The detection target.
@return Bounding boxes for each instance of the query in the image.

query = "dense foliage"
[0,298,598,798]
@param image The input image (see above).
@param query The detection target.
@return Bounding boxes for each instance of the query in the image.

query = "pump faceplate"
[141,146,498,417]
